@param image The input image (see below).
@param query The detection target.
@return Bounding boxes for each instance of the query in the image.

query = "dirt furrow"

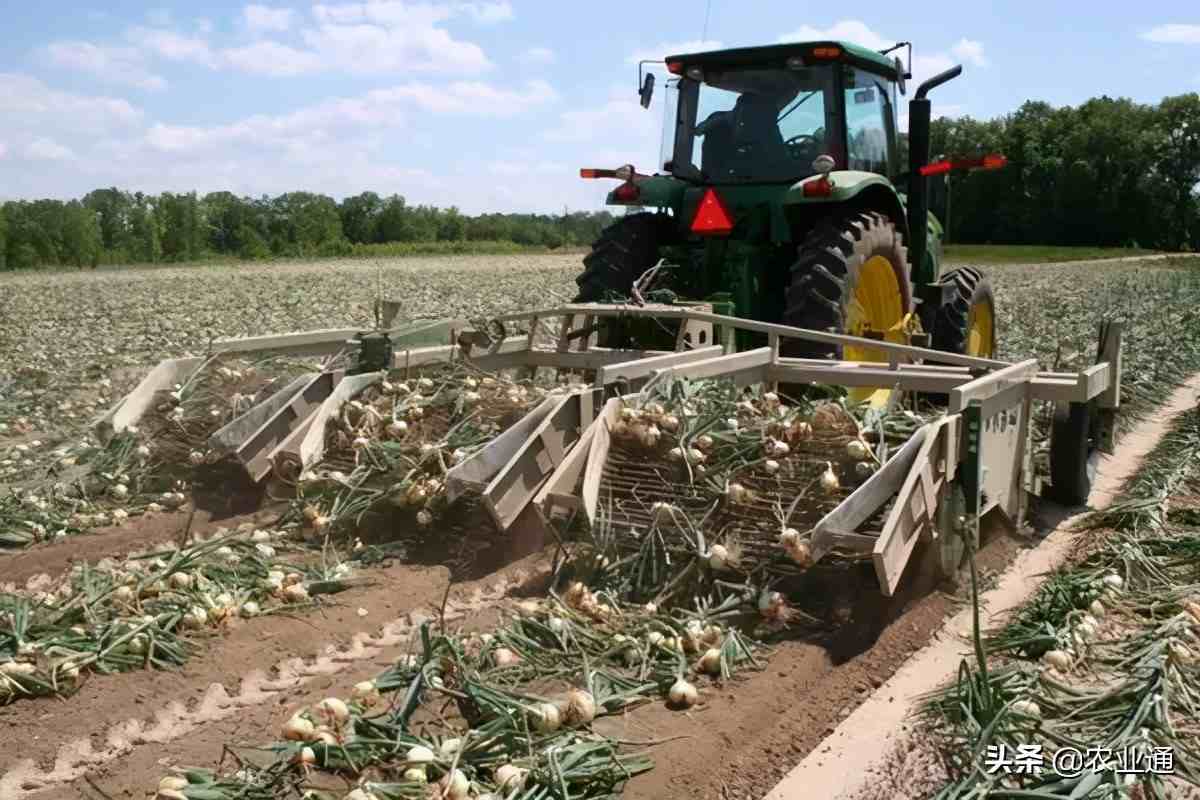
[0,544,551,800]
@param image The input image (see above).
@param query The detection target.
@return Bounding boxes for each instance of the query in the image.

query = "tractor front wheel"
[782,212,913,405]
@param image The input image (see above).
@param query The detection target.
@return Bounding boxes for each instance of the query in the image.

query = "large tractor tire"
[931,267,996,358]
[782,212,912,405]
[574,213,670,302]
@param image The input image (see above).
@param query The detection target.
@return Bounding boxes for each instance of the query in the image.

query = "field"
[2,252,1200,800]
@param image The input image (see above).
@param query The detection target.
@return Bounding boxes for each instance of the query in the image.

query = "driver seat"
[731,94,788,171]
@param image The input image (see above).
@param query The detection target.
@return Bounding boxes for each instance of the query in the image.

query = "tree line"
[1,91,1197,269]
[927,93,1200,251]
[0,190,616,269]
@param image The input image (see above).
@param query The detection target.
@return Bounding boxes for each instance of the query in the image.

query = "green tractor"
[576,40,1002,406]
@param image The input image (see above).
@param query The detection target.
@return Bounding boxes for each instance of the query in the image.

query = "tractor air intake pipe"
[907,65,962,292]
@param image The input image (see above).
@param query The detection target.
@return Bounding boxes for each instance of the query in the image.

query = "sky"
[1,2,1199,214]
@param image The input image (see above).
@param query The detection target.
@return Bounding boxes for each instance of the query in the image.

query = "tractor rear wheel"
[931,267,996,358]
[782,212,913,405]
[574,213,670,302]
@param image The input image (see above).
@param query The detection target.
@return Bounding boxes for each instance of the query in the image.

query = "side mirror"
[895,57,906,95]
[639,73,655,109]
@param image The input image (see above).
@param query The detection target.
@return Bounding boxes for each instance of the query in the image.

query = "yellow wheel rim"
[844,255,906,408]
[966,299,995,358]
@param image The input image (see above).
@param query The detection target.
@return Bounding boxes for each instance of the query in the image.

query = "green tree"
[1155,94,1200,250]
[339,192,384,243]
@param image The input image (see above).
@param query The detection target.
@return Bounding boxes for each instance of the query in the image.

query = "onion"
[531,701,561,732]
[661,414,680,432]
[112,585,135,604]
[406,744,436,764]
[345,790,379,800]
[403,767,428,783]
[352,680,380,707]
[697,647,722,675]
[651,501,679,527]
[696,434,714,450]
[667,446,684,462]
[293,746,316,768]
[819,462,840,494]
[439,737,461,756]
[1184,600,1200,625]
[1102,573,1124,591]
[283,583,309,603]
[547,616,566,633]
[282,714,316,741]
[707,543,737,572]
[158,776,188,793]
[1011,699,1041,719]
[315,697,350,727]
[766,438,790,457]
[416,509,434,527]
[762,391,779,405]
[239,601,260,618]
[157,790,187,800]
[725,482,751,504]
[495,763,527,790]
[439,769,470,800]
[846,439,870,461]
[763,458,780,475]
[638,424,662,448]
[688,447,706,463]
[562,688,597,726]
[1042,649,1072,671]
[1089,599,1106,619]
[668,678,699,708]
[493,647,522,667]
[386,420,409,438]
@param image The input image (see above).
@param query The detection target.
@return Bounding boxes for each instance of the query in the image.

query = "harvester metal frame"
[95,303,1120,597]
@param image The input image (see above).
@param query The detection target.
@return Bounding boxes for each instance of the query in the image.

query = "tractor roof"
[664,41,900,80]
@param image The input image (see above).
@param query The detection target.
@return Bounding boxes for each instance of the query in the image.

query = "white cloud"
[950,38,987,67]
[26,137,75,161]
[44,40,167,90]
[0,73,143,131]
[127,25,218,66]
[1141,24,1200,44]
[243,4,294,32]
[145,79,556,154]
[296,16,491,75]
[778,21,891,51]
[196,18,215,35]
[519,46,555,65]
[0,142,7,159]
[488,160,566,176]
[627,40,722,64]
[224,41,322,76]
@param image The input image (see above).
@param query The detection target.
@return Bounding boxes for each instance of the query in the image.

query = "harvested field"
[2,252,1200,800]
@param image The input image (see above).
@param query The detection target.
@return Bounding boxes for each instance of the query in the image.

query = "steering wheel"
[784,133,818,159]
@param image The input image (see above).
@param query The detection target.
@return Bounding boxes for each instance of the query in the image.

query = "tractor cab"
[577,40,1004,408]
[658,42,902,186]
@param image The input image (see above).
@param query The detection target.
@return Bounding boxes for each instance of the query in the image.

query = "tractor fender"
[605,175,687,209]
[786,172,951,282]
[785,171,910,239]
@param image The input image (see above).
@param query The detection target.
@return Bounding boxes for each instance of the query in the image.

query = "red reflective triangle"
[691,188,734,235]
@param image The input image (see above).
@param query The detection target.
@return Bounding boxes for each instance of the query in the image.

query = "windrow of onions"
[292,363,572,538]
[148,575,764,800]
[599,378,939,597]
[919,402,1200,796]
[0,354,316,549]
[0,524,353,705]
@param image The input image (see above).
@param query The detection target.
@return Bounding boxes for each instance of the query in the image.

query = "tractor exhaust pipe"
[906,65,962,290]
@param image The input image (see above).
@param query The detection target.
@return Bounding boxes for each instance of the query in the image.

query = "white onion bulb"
[531,701,561,732]
[819,462,840,494]
[846,439,870,461]
[282,714,316,741]
[562,688,597,726]
[697,648,722,675]
[439,769,470,800]
[1042,649,1072,671]
[495,763,527,791]
[668,678,699,708]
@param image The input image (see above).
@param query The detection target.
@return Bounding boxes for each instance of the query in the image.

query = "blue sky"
[2,2,1198,213]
